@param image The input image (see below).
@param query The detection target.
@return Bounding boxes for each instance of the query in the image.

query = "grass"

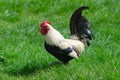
[0,0,120,80]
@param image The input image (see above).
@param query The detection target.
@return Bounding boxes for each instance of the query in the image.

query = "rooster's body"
[40,6,93,64]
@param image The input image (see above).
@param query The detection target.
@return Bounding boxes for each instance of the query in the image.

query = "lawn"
[0,0,120,80]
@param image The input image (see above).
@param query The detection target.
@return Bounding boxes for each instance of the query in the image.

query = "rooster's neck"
[44,28,65,46]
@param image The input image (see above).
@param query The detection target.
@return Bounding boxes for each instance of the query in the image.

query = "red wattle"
[40,28,48,35]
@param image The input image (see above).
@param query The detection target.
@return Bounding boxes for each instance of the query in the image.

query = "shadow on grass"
[4,61,63,76]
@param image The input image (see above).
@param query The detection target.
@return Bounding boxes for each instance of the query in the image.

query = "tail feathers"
[70,6,93,46]
[70,6,89,35]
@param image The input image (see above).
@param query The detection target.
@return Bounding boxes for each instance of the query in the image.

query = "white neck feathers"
[44,25,64,46]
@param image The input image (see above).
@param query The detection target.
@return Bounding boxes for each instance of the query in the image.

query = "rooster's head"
[40,20,51,35]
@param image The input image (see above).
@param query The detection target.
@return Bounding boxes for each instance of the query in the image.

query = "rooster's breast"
[44,42,73,64]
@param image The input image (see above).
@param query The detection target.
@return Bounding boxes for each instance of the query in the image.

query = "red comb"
[40,20,51,27]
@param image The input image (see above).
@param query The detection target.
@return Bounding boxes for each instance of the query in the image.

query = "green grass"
[0,0,120,80]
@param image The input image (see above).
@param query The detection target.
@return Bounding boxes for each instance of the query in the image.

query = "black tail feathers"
[70,6,93,46]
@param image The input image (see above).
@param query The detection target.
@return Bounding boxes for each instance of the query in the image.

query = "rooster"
[40,6,93,64]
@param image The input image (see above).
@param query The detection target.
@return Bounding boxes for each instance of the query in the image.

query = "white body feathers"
[44,24,85,58]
